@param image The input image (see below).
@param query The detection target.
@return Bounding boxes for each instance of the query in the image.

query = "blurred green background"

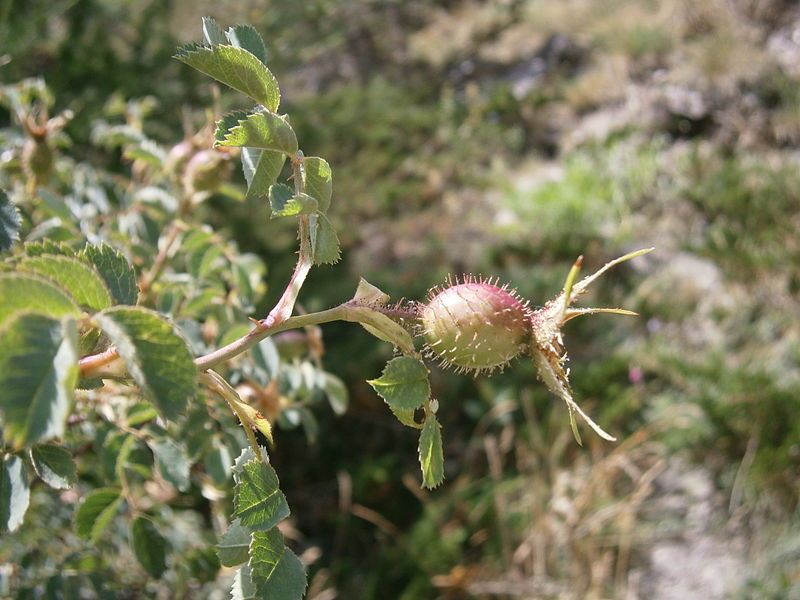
[2,0,800,597]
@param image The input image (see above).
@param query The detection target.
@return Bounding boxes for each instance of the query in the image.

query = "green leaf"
[0,190,21,251]
[95,307,197,421]
[323,374,348,416]
[311,214,340,265]
[29,444,77,489]
[232,448,289,531]
[269,184,317,218]
[249,528,307,600]
[149,437,191,492]
[131,516,169,578]
[75,487,122,542]
[302,157,332,213]
[231,564,258,600]
[215,110,250,145]
[175,44,280,112]
[0,273,80,328]
[418,414,444,489]
[16,255,113,312]
[218,111,297,156]
[202,16,227,45]
[243,149,285,201]
[367,356,430,413]
[22,239,75,257]
[0,454,30,533]
[0,314,78,448]
[81,242,138,306]
[218,518,252,567]
[226,25,268,64]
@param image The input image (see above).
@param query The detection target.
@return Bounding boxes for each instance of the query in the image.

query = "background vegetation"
[1,0,799,597]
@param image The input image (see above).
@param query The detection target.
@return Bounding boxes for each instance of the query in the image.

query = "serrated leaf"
[0,455,30,533]
[17,255,112,313]
[149,437,191,492]
[0,314,78,448]
[233,452,289,531]
[302,157,332,213]
[419,414,444,489]
[75,487,122,542]
[231,564,258,600]
[22,239,75,257]
[226,25,268,64]
[311,214,340,265]
[368,357,430,413]
[81,242,138,306]
[95,307,196,421]
[324,374,348,416]
[0,273,80,328]
[218,518,252,567]
[131,516,169,578]
[215,110,250,145]
[0,190,21,251]
[175,44,280,112]
[244,149,285,200]
[218,112,297,156]
[202,16,227,45]
[249,528,307,600]
[29,444,76,489]
[269,184,317,218]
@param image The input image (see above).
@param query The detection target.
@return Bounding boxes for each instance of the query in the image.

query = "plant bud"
[184,149,232,194]
[21,138,53,182]
[421,278,531,373]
